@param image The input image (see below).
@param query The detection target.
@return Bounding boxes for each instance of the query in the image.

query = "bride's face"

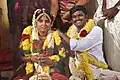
[36,15,52,33]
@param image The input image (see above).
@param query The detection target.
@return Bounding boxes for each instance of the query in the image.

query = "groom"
[57,5,120,80]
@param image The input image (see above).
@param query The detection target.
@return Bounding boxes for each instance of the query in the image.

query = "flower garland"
[20,26,66,75]
[67,19,108,80]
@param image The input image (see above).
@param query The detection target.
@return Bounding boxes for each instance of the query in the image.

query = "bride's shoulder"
[22,26,33,34]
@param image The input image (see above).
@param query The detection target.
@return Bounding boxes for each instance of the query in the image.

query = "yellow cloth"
[0,0,9,28]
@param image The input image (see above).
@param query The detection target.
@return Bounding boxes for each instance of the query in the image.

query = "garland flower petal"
[22,39,31,50]
[49,55,60,62]
[53,31,61,45]
[25,62,34,75]
[83,19,95,33]
[22,34,30,41]
[59,47,66,58]
[88,55,108,69]
[22,26,32,34]
[80,52,93,80]
[43,66,50,73]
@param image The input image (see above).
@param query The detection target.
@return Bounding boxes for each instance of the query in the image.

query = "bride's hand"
[30,55,40,63]
[40,56,53,66]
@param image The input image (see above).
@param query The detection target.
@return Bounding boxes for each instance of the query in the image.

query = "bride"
[15,8,68,80]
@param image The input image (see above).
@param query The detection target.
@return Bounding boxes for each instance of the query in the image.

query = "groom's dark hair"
[70,5,87,17]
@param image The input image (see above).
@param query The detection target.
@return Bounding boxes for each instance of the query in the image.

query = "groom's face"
[72,11,87,28]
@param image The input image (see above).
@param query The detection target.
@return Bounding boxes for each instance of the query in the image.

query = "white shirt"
[96,0,119,8]
[70,26,106,64]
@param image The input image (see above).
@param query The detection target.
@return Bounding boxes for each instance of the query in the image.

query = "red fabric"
[0,64,13,71]
[33,42,41,49]
[0,49,13,63]
[22,34,30,41]
[13,76,23,80]
[52,73,68,80]
[0,49,13,70]
[54,68,60,73]
[15,2,21,11]
[79,29,88,37]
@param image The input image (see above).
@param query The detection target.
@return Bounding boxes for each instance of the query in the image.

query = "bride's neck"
[38,31,47,37]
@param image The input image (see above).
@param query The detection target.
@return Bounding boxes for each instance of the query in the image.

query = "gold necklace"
[39,36,47,42]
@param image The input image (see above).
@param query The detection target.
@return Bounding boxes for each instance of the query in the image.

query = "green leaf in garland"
[38,48,42,53]
[32,49,38,53]
[23,50,31,54]
[32,48,43,53]
[47,47,54,52]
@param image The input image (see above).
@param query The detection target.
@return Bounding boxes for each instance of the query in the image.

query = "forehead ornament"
[36,8,51,23]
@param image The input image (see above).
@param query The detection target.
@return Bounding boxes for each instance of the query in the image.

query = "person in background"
[94,0,120,71]
[0,0,14,80]
[21,0,58,27]
[53,0,89,33]
[57,5,120,80]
